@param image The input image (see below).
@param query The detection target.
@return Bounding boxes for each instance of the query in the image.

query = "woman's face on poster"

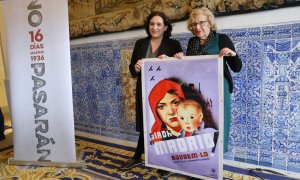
[156,92,181,129]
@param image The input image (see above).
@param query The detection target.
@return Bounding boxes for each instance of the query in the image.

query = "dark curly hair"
[144,11,172,38]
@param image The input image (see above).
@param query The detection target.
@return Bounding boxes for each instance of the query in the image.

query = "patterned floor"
[0,135,294,180]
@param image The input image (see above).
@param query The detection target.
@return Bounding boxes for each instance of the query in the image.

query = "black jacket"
[129,36,183,132]
[186,33,242,93]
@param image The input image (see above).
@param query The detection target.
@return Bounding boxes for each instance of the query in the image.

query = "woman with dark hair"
[144,11,173,39]
[121,11,182,178]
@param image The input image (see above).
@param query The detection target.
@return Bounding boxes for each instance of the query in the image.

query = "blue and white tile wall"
[70,22,300,173]
[220,23,300,173]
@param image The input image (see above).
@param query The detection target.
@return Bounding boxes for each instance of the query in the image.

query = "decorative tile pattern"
[71,41,138,141]
[120,49,136,125]
[70,22,300,173]
[221,22,300,173]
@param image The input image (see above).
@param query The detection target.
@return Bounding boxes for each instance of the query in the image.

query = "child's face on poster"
[177,106,203,132]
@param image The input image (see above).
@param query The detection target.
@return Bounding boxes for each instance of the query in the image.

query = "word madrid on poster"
[142,55,223,180]
[3,0,76,164]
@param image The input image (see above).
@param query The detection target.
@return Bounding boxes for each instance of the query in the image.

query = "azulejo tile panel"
[71,22,300,173]
[220,22,300,173]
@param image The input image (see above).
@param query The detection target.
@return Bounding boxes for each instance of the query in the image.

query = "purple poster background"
[142,55,223,179]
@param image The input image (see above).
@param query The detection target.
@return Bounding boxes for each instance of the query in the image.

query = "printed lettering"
[33,104,47,119]
[28,0,42,27]
[154,134,216,155]
[33,90,47,104]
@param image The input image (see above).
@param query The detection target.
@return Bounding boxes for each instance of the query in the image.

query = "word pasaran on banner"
[29,0,55,161]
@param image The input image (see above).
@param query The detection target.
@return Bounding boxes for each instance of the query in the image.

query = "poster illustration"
[142,55,223,179]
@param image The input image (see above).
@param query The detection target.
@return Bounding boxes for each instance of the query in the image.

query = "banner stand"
[3,0,77,165]
[8,158,84,168]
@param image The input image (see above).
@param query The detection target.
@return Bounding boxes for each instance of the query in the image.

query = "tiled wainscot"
[71,22,300,173]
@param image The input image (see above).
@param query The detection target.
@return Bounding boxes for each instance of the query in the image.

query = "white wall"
[71,6,300,46]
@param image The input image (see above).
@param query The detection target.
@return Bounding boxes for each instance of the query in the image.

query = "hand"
[134,59,143,72]
[174,52,184,59]
[158,54,168,59]
[220,47,236,57]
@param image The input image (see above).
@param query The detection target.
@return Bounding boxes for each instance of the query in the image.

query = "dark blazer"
[219,33,242,93]
[186,33,242,93]
[129,36,183,132]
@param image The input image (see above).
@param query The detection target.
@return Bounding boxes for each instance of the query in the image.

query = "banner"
[142,55,223,179]
[3,0,76,163]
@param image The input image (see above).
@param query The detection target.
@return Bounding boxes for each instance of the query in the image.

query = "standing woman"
[122,11,183,176]
[185,7,242,153]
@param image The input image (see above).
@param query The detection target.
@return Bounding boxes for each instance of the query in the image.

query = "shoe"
[157,169,172,178]
[120,158,142,170]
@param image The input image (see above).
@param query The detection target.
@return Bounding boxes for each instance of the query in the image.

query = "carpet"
[75,136,189,180]
[0,135,295,180]
[0,136,189,180]
[0,145,92,180]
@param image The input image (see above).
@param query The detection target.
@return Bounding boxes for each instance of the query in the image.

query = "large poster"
[3,0,76,163]
[142,55,223,179]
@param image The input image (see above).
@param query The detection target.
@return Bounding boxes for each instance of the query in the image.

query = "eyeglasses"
[189,21,208,28]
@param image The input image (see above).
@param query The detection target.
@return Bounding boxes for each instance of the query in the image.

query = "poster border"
[142,55,224,180]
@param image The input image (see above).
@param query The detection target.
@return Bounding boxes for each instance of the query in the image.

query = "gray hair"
[187,7,217,32]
